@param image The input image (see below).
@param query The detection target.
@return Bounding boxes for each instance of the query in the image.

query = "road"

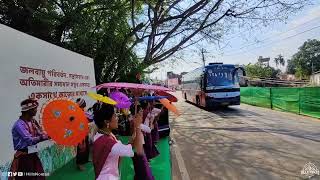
[170,92,320,180]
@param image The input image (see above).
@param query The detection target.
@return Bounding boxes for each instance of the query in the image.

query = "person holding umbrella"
[9,98,49,180]
[92,103,154,180]
[141,101,160,160]
[75,98,91,171]
[149,102,162,144]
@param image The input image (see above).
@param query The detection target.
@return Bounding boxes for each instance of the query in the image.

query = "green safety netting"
[300,87,320,119]
[240,87,271,108]
[270,88,300,114]
[241,87,320,119]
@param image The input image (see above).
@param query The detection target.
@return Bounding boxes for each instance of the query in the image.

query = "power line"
[220,15,320,54]
[221,24,320,57]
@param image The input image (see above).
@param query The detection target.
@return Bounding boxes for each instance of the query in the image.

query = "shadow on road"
[174,101,320,144]
[183,100,262,117]
[171,95,320,180]
[173,125,320,143]
[172,123,319,180]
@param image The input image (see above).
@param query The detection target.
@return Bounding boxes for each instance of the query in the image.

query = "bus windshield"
[206,66,237,87]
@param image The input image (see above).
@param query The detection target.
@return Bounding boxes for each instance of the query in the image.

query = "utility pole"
[201,48,208,67]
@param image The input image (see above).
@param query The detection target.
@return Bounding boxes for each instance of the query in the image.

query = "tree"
[245,63,280,78]
[130,0,308,66]
[0,0,142,83]
[286,39,320,79]
[1,0,309,83]
[274,54,285,68]
[286,59,295,74]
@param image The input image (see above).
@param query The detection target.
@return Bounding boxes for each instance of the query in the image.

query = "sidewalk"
[48,136,171,180]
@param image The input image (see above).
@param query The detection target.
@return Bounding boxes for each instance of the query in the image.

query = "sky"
[149,2,320,81]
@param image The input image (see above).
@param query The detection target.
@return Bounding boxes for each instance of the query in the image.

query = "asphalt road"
[170,92,320,180]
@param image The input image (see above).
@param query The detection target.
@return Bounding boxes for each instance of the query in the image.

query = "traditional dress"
[93,133,134,180]
[151,121,159,144]
[76,111,92,166]
[132,153,154,180]
[132,125,154,180]
[150,108,161,144]
[93,125,154,180]
[76,136,90,165]
[143,109,159,160]
[10,119,46,180]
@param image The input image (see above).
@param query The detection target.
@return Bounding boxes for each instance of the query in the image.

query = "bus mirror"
[232,68,239,84]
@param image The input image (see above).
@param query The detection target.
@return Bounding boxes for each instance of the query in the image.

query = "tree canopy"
[274,54,285,68]
[0,0,310,83]
[286,39,320,79]
[245,63,280,78]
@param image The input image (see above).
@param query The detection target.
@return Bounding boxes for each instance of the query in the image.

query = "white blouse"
[94,133,134,180]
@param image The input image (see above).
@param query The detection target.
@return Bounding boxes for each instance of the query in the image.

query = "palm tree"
[274,54,285,68]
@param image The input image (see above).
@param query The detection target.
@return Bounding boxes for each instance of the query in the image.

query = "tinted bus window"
[206,66,237,87]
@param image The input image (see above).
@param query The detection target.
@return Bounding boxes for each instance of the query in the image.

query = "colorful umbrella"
[94,82,173,92]
[136,96,168,101]
[159,98,180,116]
[110,91,131,108]
[156,91,178,102]
[87,92,117,105]
[40,99,89,146]
[94,82,172,114]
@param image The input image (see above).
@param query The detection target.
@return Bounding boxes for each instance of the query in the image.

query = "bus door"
[200,74,206,107]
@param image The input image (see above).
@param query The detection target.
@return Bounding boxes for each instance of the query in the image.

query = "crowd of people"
[9,89,166,180]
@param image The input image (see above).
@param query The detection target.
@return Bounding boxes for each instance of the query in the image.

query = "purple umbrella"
[110,91,132,109]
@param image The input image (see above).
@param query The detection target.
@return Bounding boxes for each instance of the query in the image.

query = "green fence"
[240,87,271,108]
[240,87,320,119]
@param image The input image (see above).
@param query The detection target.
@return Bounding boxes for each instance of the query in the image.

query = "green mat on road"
[48,136,171,180]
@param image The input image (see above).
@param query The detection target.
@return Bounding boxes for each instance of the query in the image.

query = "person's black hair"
[76,98,86,108]
[131,105,142,116]
[93,103,115,129]
[140,101,148,110]
[92,102,101,112]
[130,104,142,116]
[97,89,109,97]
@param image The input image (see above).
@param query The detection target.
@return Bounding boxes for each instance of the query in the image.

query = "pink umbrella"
[94,82,173,92]
[110,91,131,109]
[94,82,172,114]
